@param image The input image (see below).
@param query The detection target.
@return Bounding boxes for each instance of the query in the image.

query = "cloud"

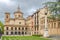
[27,8,37,15]
[0,0,56,23]
[0,0,16,7]
[0,0,10,3]
[23,8,37,18]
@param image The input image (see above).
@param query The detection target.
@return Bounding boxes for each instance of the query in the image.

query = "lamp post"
[54,16,58,40]
[43,12,49,37]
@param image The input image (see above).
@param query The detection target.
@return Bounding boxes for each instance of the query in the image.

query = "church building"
[4,6,32,36]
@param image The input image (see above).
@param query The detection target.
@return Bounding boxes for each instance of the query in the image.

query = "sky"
[0,0,56,23]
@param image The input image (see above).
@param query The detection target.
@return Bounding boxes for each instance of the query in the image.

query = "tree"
[0,21,4,34]
[0,21,4,38]
[58,0,60,2]
[44,1,60,20]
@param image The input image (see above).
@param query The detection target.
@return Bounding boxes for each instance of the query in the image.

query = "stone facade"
[4,7,31,36]
[4,6,60,36]
[28,6,60,36]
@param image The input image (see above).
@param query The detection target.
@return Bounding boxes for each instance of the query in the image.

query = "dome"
[14,5,23,14]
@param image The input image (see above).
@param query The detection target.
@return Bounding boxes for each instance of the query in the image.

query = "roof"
[10,18,26,21]
[5,12,10,14]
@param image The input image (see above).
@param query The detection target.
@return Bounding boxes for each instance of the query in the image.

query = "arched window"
[6,15,8,18]
[11,32,13,35]
[6,32,8,35]
[15,27,17,30]
[25,28,27,30]
[19,27,20,30]
[6,27,8,30]
[11,27,13,30]
[22,32,24,35]
[18,32,21,35]
[22,27,24,30]
[15,32,17,35]
[19,15,20,17]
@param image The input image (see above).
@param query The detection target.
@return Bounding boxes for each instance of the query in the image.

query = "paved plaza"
[49,35,60,40]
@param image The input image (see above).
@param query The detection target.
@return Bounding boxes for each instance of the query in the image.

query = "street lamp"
[43,12,49,37]
[54,16,58,40]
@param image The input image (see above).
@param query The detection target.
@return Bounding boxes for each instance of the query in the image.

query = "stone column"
[17,27,18,35]
[56,22,58,35]
[9,31,11,35]
[39,18,41,34]
[56,22,58,28]
[24,32,25,36]
[29,27,31,35]
[20,27,22,35]
[24,27,25,35]
[50,23,51,35]
[43,13,49,37]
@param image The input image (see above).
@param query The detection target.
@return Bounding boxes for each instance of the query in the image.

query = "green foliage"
[44,2,60,13]
[0,21,4,34]
[48,15,55,20]
[44,1,60,20]
[32,35,43,37]
[48,14,60,20]
[44,2,60,5]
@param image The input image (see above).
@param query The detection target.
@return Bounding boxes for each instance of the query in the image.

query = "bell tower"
[5,12,10,22]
